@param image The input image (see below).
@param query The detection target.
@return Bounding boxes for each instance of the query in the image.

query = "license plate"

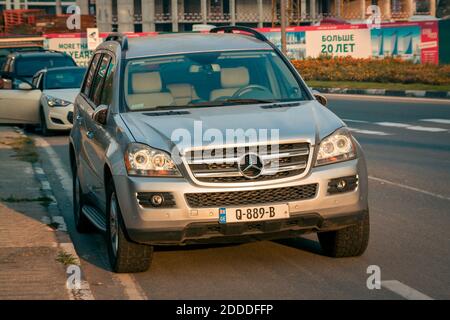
[219,204,289,224]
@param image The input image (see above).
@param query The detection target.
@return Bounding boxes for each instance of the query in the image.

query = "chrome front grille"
[185,143,311,183]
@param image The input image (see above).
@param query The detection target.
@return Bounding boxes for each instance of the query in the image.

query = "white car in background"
[32,66,86,135]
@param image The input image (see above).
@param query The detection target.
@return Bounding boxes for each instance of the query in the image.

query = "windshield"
[15,56,76,78]
[44,68,86,89]
[124,50,308,111]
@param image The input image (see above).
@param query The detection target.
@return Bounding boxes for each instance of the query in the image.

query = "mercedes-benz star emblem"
[239,153,264,179]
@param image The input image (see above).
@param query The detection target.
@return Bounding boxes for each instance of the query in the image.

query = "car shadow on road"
[274,236,324,255]
[154,235,323,256]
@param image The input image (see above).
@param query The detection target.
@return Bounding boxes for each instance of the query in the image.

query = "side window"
[4,58,11,72]
[100,60,115,106]
[90,55,111,106]
[82,53,101,97]
[32,73,41,88]
[38,74,44,90]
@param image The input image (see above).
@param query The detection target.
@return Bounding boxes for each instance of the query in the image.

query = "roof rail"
[105,32,128,50]
[209,26,268,42]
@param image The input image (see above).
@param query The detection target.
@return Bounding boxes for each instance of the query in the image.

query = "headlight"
[315,128,356,166]
[46,95,71,107]
[125,143,181,177]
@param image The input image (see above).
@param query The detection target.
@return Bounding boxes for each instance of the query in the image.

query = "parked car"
[0,51,77,126]
[32,66,86,135]
[70,28,369,273]
[0,45,44,70]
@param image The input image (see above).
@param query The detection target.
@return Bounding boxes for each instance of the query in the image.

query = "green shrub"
[292,57,450,85]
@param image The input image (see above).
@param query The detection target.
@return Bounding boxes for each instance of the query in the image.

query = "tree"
[437,0,450,18]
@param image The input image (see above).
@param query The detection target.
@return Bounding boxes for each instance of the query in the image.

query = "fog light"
[151,194,164,206]
[327,175,358,194]
[137,192,176,208]
[336,180,347,190]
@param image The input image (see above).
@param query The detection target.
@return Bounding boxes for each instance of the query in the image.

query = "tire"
[106,184,153,273]
[23,124,36,133]
[72,164,93,233]
[40,107,51,136]
[318,212,370,258]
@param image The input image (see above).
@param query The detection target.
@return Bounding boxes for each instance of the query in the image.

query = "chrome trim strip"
[262,162,307,174]
[194,171,243,178]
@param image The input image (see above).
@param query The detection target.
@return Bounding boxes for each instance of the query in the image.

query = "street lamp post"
[280,0,287,54]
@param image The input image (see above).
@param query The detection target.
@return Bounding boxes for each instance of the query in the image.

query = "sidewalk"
[0,126,70,300]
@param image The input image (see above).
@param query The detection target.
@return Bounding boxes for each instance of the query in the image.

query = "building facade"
[0,0,439,32]
[92,0,438,32]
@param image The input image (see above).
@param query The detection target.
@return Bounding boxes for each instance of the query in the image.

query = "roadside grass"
[56,251,79,266]
[0,195,53,208]
[306,81,450,92]
[1,136,39,163]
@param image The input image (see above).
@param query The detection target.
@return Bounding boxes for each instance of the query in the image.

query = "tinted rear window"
[44,68,86,89]
[15,56,76,77]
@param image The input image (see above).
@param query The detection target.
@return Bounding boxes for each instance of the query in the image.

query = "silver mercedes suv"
[70,27,369,273]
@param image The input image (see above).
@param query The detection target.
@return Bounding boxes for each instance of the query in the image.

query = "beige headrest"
[221,67,249,88]
[132,72,162,93]
[167,83,194,98]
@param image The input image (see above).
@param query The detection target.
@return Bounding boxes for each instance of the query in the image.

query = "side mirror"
[18,82,33,90]
[312,90,327,107]
[92,104,108,125]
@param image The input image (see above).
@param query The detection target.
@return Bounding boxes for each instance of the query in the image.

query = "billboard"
[45,32,158,66]
[257,21,439,64]
[44,22,439,66]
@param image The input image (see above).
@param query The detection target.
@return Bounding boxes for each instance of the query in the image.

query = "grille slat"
[185,183,318,208]
[185,142,311,183]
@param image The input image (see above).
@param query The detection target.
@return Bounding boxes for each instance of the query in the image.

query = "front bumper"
[128,210,367,245]
[114,158,368,245]
[45,104,73,130]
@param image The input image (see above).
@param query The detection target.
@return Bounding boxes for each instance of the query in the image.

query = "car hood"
[120,101,345,153]
[43,89,80,103]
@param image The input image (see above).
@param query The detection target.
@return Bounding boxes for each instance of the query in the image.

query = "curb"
[312,87,450,100]
[14,127,94,300]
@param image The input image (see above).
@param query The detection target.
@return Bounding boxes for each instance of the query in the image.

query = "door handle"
[86,131,95,139]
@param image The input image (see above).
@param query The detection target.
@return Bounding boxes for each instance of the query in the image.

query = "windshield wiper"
[135,99,276,112]
[222,98,275,104]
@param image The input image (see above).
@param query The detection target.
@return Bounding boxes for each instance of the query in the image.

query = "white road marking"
[33,136,148,301]
[34,137,72,191]
[41,180,52,190]
[348,128,391,136]
[52,215,68,232]
[369,176,450,201]
[342,119,369,124]
[375,122,410,128]
[344,120,448,133]
[405,125,448,132]
[113,274,149,300]
[381,280,433,300]
[60,242,95,300]
[421,118,450,125]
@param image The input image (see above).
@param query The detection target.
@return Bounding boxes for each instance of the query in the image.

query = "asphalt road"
[31,94,450,300]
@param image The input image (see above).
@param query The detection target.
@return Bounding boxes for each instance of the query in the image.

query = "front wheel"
[106,186,153,273]
[318,212,370,257]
